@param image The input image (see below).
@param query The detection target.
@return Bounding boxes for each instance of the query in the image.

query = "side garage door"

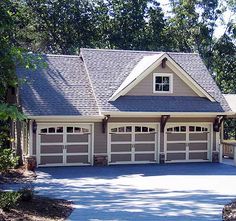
[37,124,92,166]
[165,124,211,162]
[108,123,158,164]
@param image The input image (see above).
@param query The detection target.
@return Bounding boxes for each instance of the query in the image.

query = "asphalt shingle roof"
[17,55,99,116]
[81,48,230,113]
[17,48,231,116]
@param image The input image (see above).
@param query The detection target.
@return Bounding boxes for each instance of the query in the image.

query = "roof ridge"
[44,54,80,58]
[80,48,198,55]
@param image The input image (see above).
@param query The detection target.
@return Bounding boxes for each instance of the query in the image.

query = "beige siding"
[94,122,107,153]
[33,133,36,155]
[127,64,198,96]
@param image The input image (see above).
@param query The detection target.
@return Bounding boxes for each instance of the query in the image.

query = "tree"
[166,0,222,69]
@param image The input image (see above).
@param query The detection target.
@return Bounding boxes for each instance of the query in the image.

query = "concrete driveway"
[34,163,236,221]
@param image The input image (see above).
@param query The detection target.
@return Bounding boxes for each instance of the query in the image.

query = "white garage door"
[165,124,211,163]
[37,124,92,166]
[108,123,158,164]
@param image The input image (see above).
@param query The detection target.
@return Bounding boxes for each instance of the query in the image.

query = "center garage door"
[164,124,212,163]
[37,124,93,167]
[108,123,159,164]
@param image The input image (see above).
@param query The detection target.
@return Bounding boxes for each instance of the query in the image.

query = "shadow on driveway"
[32,163,236,221]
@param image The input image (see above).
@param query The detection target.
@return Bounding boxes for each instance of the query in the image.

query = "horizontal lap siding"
[126,64,198,97]
[94,123,107,154]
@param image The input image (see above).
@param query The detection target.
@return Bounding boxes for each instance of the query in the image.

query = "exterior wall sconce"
[32,120,37,133]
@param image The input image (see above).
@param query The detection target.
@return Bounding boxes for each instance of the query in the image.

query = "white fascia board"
[109,53,165,101]
[27,115,104,122]
[101,111,234,117]
[165,54,215,102]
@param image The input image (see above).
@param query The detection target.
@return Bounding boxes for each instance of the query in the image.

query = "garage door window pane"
[74,127,81,133]
[126,126,132,132]
[41,128,47,133]
[135,126,141,132]
[49,127,55,133]
[56,127,63,133]
[111,128,117,133]
[149,128,155,132]
[174,127,180,132]
[181,126,186,132]
[189,126,195,132]
[196,127,201,132]
[82,128,89,133]
[67,127,73,133]
[142,127,148,132]
[118,127,125,132]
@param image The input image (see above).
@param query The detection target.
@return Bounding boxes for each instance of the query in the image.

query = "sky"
[158,0,235,38]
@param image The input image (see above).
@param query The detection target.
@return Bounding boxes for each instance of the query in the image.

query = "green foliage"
[0,148,19,172]
[0,191,21,211]
[213,34,236,93]
[0,103,26,121]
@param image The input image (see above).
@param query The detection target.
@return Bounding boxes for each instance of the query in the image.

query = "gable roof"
[17,55,100,116]
[109,52,215,102]
[223,94,236,113]
[110,53,164,101]
[81,48,231,114]
[17,48,232,117]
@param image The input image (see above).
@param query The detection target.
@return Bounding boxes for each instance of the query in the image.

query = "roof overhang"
[223,94,236,113]
[109,53,215,102]
[26,115,104,122]
[101,111,235,118]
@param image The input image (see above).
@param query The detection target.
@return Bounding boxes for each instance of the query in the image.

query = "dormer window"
[153,73,173,93]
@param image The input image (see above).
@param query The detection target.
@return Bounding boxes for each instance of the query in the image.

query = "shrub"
[0,148,19,173]
[19,187,34,201]
[0,191,21,211]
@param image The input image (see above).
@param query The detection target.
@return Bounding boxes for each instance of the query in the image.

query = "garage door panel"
[189,133,207,141]
[189,152,208,160]
[135,154,154,161]
[167,133,186,141]
[41,156,63,164]
[67,134,88,143]
[41,145,63,154]
[167,143,186,151]
[167,152,186,161]
[111,134,131,142]
[41,134,63,143]
[67,145,88,153]
[135,133,155,141]
[135,144,155,151]
[111,154,131,162]
[189,143,208,151]
[111,144,131,152]
[67,155,89,164]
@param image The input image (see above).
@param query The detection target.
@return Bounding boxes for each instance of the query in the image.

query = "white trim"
[109,53,215,102]
[109,53,165,101]
[36,123,94,167]
[27,115,103,120]
[165,59,214,101]
[107,122,160,165]
[29,120,33,156]
[164,123,213,163]
[153,73,173,94]
[101,111,234,117]
[81,50,101,115]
